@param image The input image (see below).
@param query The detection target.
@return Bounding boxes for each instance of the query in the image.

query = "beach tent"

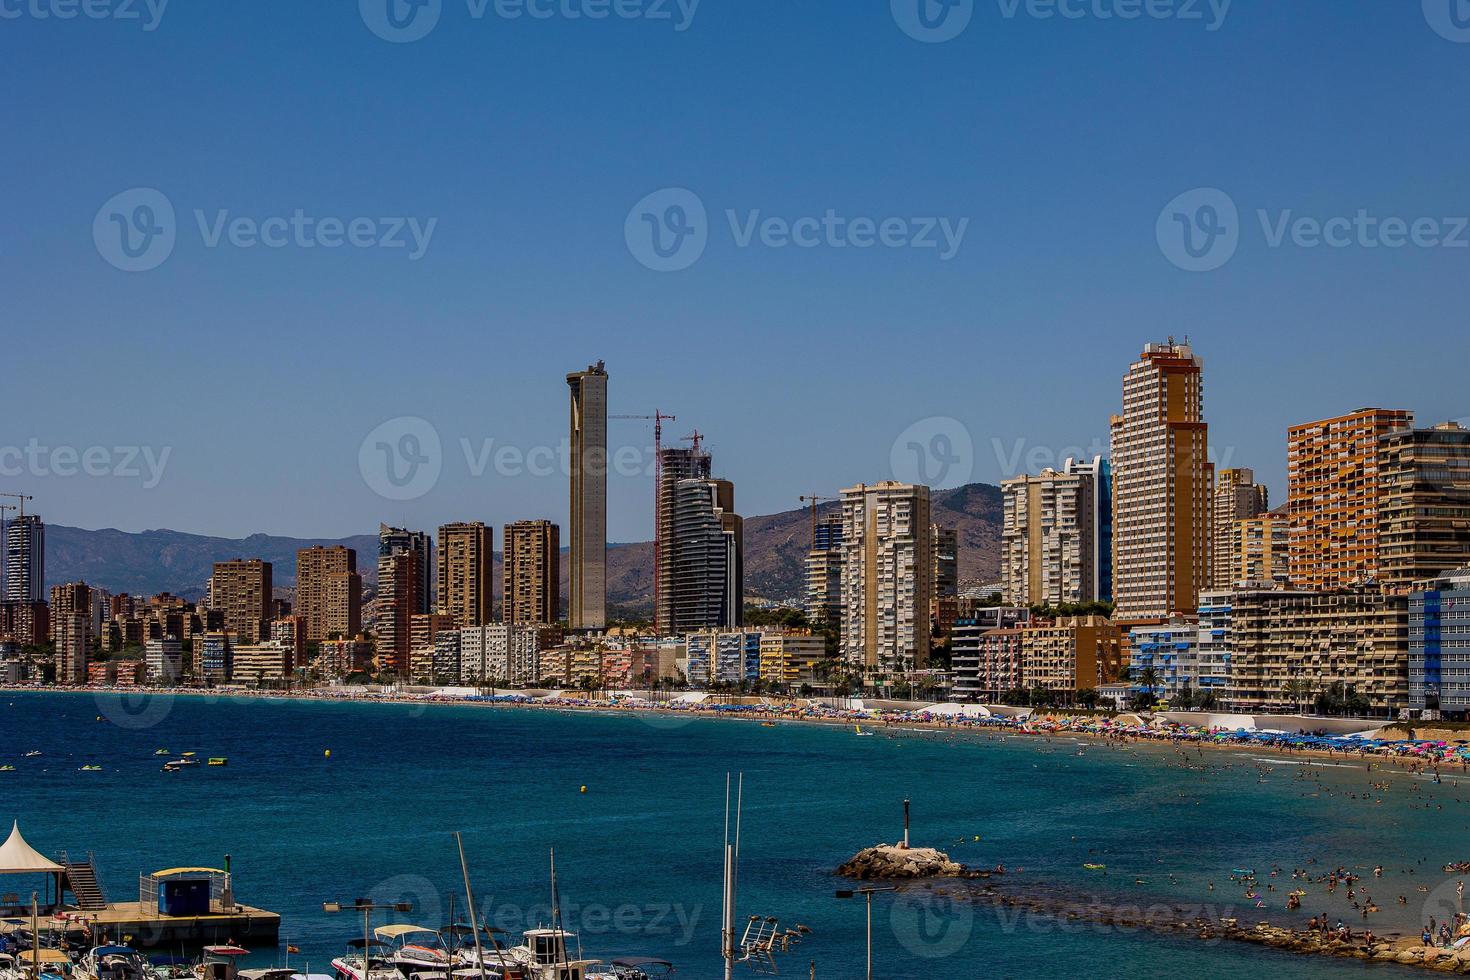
[0,823,64,913]
[0,824,62,875]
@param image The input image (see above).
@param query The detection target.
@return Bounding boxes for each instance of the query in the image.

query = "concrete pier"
[83,900,280,948]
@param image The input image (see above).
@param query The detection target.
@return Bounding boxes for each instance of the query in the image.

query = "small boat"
[331,940,402,980]
[853,725,874,737]
[1083,863,1106,871]
[171,757,201,767]
[76,944,151,980]
[155,749,171,756]
[79,765,103,772]
[0,765,15,772]
[207,758,228,767]
[24,751,41,757]
[375,924,453,977]
[196,945,250,980]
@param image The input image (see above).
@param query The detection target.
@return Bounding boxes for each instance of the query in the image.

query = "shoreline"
[6,684,1466,779]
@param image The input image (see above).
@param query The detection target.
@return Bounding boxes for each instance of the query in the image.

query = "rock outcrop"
[837,845,966,880]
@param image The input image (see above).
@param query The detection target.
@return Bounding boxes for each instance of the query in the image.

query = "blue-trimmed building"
[1411,568,1470,719]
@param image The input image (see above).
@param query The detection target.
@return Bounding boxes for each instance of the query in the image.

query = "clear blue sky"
[4,0,1469,541]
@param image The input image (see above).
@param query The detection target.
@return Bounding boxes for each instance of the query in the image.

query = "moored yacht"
[372,925,453,979]
[329,941,400,980]
[75,945,151,980]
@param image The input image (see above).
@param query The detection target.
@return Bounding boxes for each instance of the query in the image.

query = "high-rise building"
[1379,422,1470,592]
[932,526,959,599]
[209,559,273,644]
[656,443,713,629]
[1236,504,1291,586]
[1001,465,1098,607]
[805,514,844,628]
[839,482,933,676]
[1411,567,1470,719]
[663,476,743,634]
[567,360,608,630]
[655,440,743,634]
[1210,468,1269,589]
[1223,584,1409,714]
[378,525,432,675]
[503,520,560,625]
[1109,341,1212,620]
[1287,407,1413,591]
[378,524,434,612]
[49,581,91,684]
[437,522,493,628]
[3,514,44,603]
[295,545,361,642]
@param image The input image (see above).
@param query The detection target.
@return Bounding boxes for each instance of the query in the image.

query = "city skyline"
[6,3,1469,541]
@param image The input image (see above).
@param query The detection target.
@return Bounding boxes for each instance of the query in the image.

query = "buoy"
[324,749,332,758]
[579,785,587,794]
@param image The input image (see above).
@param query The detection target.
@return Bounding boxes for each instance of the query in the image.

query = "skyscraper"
[1109,341,1212,621]
[3,514,44,603]
[664,475,743,634]
[656,441,713,631]
[295,545,361,642]
[209,559,273,643]
[503,520,560,625]
[1287,407,1413,591]
[839,481,933,676]
[1210,468,1269,589]
[438,522,493,628]
[567,360,608,630]
[378,524,432,674]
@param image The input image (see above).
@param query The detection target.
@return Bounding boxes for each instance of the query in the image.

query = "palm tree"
[1134,665,1162,699]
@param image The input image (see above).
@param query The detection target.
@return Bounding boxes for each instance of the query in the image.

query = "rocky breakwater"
[1213,921,1470,973]
[837,844,974,880]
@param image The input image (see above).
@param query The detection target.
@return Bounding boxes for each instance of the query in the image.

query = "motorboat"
[237,969,296,980]
[373,925,452,977]
[195,945,250,980]
[329,940,400,980]
[495,929,661,980]
[76,945,151,980]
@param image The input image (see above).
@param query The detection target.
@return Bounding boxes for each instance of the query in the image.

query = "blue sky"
[4,0,1469,541]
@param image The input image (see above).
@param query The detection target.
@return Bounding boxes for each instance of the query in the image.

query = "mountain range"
[42,483,1004,614]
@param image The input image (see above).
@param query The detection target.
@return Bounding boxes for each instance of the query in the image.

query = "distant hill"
[46,483,1004,612]
[44,525,381,600]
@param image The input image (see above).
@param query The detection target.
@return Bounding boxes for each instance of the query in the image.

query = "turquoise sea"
[2,692,1467,979]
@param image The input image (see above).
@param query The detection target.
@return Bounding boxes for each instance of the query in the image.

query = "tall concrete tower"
[567,361,608,630]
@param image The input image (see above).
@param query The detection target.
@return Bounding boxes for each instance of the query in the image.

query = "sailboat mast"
[453,831,491,980]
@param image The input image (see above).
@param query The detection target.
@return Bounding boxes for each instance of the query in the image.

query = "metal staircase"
[56,850,108,910]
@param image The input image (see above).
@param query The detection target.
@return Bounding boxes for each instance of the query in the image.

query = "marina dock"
[83,899,280,948]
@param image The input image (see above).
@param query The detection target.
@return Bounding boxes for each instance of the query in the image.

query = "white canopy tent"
[0,822,65,912]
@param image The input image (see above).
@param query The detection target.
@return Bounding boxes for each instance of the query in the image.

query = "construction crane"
[798,495,836,549]
[0,492,33,517]
[610,412,676,630]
